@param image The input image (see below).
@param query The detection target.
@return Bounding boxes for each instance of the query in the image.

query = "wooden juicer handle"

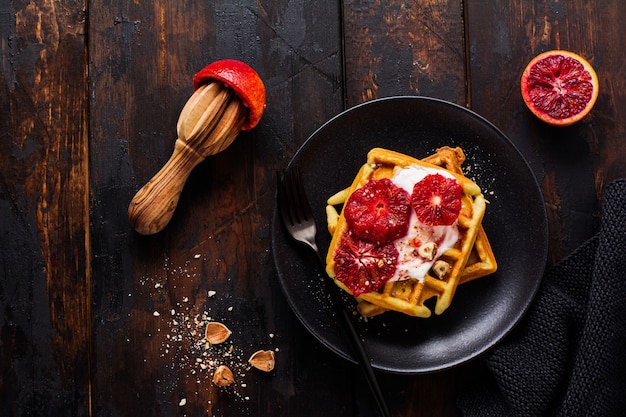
[127,60,266,235]
[128,82,246,235]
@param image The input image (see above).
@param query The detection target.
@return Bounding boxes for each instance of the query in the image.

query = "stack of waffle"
[325,147,497,318]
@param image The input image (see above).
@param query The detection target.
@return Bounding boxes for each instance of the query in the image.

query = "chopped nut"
[432,260,451,279]
[205,322,232,344]
[212,365,235,387]
[248,350,275,372]
[417,242,437,260]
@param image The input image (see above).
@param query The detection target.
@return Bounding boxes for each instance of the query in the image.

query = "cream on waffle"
[325,147,497,318]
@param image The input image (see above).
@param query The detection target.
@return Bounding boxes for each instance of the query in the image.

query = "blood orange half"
[193,59,266,131]
[520,50,598,126]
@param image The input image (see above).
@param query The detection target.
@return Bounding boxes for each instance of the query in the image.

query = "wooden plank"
[88,1,347,415]
[341,1,472,416]
[0,1,90,415]
[466,0,626,263]
[342,0,468,107]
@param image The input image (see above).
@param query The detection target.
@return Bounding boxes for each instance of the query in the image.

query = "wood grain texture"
[88,1,346,416]
[466,0,626,263]
[342,0,467,106]
[2,0,625,416]
[0,1,90,416]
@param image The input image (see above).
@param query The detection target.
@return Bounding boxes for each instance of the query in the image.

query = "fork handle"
[314,252,391,417]
[338,301,391,417]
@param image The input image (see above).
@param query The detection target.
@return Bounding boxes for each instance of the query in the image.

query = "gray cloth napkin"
[457,179,626,417]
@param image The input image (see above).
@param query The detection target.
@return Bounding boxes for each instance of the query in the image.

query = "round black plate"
[271,96,548,374]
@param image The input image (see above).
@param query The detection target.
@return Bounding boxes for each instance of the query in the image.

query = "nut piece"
[248,350,275,372]
[212,365,235,387]
[205,322,232,344]
[417,242,438,260]
[432,260,451,279]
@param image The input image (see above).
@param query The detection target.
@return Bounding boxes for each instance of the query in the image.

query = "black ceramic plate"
[271,96,548,374]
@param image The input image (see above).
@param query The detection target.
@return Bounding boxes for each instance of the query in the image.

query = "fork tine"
[278,166,323,265]
[284,168,300,225]
[291,166,315,223]
[285,167,308,225]
[277,169,292,227]
[278,168,304,227]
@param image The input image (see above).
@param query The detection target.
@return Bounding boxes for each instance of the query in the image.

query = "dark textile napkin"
[457,179,626,417]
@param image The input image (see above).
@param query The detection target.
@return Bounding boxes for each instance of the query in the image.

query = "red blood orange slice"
[411,174,462,226]
[193,59,266,130]
[333,233,398,297]
[344,178,411,243]
[520,50,599,126]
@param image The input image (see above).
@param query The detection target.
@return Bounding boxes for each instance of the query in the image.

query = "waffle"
[420,148,497,285]
[325,147,497,318]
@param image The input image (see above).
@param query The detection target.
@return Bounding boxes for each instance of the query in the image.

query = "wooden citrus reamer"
[128,60,266,235]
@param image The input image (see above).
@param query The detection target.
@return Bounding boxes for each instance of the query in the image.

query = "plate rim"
[271,96,548,374]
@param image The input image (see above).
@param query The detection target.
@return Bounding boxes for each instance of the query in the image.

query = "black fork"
[276,166,324,265]
[277,167,391,417]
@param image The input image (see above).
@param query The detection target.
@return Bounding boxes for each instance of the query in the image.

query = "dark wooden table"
[2,1,625,416]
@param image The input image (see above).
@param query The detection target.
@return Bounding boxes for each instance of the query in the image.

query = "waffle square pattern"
[325,147,497,318]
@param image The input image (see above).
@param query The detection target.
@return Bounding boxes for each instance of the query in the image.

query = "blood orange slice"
[343,178,411,244]
[520,50,599,126]
[193,59,266,130]
[333,232,398,297]
[411,174,462,226]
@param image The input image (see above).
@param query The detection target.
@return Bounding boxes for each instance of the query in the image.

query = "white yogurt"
[389,165,460,282]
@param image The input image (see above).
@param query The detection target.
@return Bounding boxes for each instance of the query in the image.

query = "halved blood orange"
[193,59,266,131]
[520,50,598,126]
